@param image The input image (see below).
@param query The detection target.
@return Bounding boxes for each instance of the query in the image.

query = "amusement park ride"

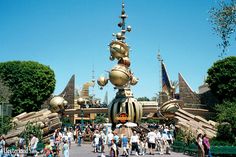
[96,1,142,127]
[49,1,218,138]
[3,1,220,146]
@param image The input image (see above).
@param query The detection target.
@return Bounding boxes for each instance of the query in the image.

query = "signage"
[116,112,130,124]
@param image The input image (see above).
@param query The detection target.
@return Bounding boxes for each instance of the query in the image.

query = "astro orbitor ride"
[97,1,142,127]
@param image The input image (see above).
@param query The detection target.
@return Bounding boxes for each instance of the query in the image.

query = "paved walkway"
[60,142,191,157]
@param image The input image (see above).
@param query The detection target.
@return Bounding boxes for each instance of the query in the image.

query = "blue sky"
[0,0,235,102]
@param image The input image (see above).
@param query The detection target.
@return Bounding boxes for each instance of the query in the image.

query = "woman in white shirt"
[196,133,205,157]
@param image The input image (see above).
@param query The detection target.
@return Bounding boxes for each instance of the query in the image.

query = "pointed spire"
[178,73,200,104]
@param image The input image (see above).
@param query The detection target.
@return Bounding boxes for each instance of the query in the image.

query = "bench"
[184,143,198,156]
[211,146,236,156]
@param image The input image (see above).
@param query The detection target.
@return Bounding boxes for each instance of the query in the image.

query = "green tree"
[94,113,107,124]
[0,78,12,103]
[216,101,236,135]
[209,0,236,56]
[0,116,12,135]
[61,117,73,127]
[0,61,56,116]
[206,56,236,102]
[20,122,43,145]
[137,97,150,101]
[141,118,159,124]
[215,122,235,144]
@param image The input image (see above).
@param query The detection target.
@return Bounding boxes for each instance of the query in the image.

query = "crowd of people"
[0,122,213,157]
[84,123,176,157]
[0,134,40,157]
[0,123,176,157]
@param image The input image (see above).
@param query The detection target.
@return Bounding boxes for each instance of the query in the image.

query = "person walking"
[196,133,205,157]
[130,131,140,156]
[73,128,78,143]
[19,136,25,149]
[139,130,147,156]
[77,130,82,146]
[147,130,157,155]
[93,130,100,153]
[121,134,129,157]
[62,140,69,157]
[99,131,105,157]
[162,131,171,154]
[29,134,38,153]
[44,140,53,157]
[110,139,118,157]
[107,131,114,147]
[156,129,163,154]
[0,136,5,157]
[67,129,73,148]
[203,134,211,157]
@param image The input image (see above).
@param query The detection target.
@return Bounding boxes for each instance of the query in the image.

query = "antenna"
[91,64,95,98]
[157,50,163,105]
[157,50,163,92]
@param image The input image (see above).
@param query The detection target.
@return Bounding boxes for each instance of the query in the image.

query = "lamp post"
[77,98,85,131]
[81,108,84,131]
[1,102,3,134]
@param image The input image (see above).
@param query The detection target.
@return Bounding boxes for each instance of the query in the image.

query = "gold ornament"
[97,76,108,87]
[109,64,130,87]
[109,41,129,61]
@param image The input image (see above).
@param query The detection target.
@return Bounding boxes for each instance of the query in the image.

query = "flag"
[161,62,173,95]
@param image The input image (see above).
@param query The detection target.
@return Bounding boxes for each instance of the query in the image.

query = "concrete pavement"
[63,142,191,157]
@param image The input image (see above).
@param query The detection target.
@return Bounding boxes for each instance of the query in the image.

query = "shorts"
[148,142,156,149]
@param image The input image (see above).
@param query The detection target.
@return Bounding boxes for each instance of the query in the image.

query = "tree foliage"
[94,113,107,124]
[20,122,43,145]
[0,116,12,135]
[206,56,236,102]
[215,122,235,144]
[0,61,56,116]
[0,78,12,103]
[61,116,73,127]
[209,0,236,56]
[216,101,236,133]
[175,129,195,145]
[137,97,150,101]
[141,118,159,124]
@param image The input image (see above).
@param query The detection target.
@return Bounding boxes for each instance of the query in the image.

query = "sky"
[0,0,235,102]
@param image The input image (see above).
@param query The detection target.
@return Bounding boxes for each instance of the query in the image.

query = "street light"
[1,102,3,134]
[77,98,85,131]
[81,109,84,131]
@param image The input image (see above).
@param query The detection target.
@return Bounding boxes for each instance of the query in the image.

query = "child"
[44,140,53,157]
[62,140,69,157]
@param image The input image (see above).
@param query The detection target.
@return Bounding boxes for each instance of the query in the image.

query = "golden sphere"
[130,76,138,85]
[50,96,65,107]
[97,76,108,87]
[77,98,85,105]
[109,41,129,60]
[49,96,66,112]
[109,65,130,87]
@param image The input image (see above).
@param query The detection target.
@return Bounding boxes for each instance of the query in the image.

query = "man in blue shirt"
[121,134,128,157]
